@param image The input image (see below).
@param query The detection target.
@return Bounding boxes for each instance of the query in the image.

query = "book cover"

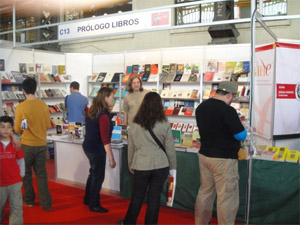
[160,65,170,82]
[165,106,174,115]
[165,73,176,83]
[171,122,178,130]
[181,123,188,132]
[58,65,66,75]
[191,89,198,99]
[238,72,249,82]
[176,64,184,75]
[176,123,183,131]
[188,73,198,82]
[151,64,159,74]
[103,73,113,82]
[217,62,226,73]
[173,73,183,82]
[169,63,177,75]
[182,132,193,147]
[203,85,212,99]
[172,107,181,115]
[142,73,150,82]
[272,147,288,161]
[233,61,243,73]
[222,72,231,81]
[89,73,99,82]
[180,73,191,82]
[132,65,139,75]
[243,61,250,73]
[0,59,5,71]
[212,72,223,82]
[122,74,132,83]
[36,63,44,73]
[126,66,133,74]
[184,107,194,116]
[187,124,194,133]
[19,63,27,73]
[148,74,158,82]
[178,107,186,116]
[206,59,218,72]
[112,126,122,141]
[144,64,151,75]
[210,84,219,98]
[172,130,181,144]
[6,73,16,82]
[26,63,36,74]
[191,64,199,74]
[230,73,240,82]
[225,62,236,73]
[52,65,58,75]
[204,71,214,81]
[111,73,122,82]
[285,150,299,163]
[43,64,51,74]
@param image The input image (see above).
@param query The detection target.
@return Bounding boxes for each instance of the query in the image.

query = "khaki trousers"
[195,154,239,225]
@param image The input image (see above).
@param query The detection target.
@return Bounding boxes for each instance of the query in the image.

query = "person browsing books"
[119,92,176,225]
[194,81,247,225]
[14,77,52,211]
[66,81,88,124]
[83,87,116,213]
[0,116,25,225]
[122,75,149,126]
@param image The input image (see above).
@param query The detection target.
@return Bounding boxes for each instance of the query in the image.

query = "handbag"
[148,128,166,153]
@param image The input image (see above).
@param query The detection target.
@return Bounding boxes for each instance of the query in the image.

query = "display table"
[120,147,300,224]
[52,138,123,192]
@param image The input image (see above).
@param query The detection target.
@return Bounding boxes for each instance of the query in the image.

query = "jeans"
[0,182,23,225]
[22,144,52,209]
[83,150,106,208]
[123,167,169,225]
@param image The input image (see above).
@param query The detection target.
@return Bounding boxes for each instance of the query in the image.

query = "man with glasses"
[194,81,246,225]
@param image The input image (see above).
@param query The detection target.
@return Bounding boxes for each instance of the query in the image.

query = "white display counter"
[51,138,123,192]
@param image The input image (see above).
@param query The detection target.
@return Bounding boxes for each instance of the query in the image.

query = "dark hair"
[70,81,80,90]
[133,92,166,129]
[216,89,229,96]
[88,87,113,119]
[22,77,37,94]
[0,116,14,127]
[127,75,143,93]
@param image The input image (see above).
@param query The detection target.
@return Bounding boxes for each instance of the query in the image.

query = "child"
[0,116,25,225]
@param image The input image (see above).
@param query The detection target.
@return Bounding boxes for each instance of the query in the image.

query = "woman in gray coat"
[120,92,176,225]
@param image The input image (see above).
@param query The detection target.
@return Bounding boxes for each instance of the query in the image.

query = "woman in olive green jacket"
[120,92,176,225]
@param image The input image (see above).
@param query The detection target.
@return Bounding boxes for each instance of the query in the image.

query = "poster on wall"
[273,42,300,136]
[253,44,275,139]
[0,59,4,71]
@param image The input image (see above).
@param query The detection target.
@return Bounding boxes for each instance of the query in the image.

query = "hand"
[109,158,116,169]
[169,169,176,178]
[11,134,21,150]
[129,169,134,174]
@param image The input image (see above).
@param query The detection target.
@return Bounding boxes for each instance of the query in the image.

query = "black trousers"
[123,167,169,225]
[83,150,106,208]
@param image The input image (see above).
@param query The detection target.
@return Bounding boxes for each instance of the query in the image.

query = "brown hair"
[127,75,144,93]
[133,92,166,129]
[87,87,113,119]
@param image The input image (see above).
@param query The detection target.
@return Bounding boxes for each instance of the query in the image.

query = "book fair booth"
[0,1,299,224]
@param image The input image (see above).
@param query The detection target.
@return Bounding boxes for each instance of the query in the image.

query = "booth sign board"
[58,9,171,40]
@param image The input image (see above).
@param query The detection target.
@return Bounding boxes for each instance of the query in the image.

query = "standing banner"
[58,9,171,40]
[253,44,275,139]
[273,42,300,136]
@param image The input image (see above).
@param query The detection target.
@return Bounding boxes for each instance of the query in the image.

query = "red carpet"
[3,179,244,225]
[3,180,195,225]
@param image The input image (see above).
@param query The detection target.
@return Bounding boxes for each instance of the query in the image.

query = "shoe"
[83,199,89,205]
[89,206,108,213]
[118,219,123,225]
[24,202,35,207]
[42,206,52,212]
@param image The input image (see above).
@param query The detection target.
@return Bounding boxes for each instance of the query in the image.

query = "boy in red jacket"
[0,116,24,225]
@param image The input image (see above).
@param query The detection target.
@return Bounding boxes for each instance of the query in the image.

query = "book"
[203,85,212,99]
[238,72,249,82]
[217,62,226,73]
[36,63,44,73]
[89,73,99,82]
[184,107,194,116]
[151,64,159,74]
[173,73,183,82]
[191,89,198,99]
[43,64,51,74]
[160,65,170,82]
[103,73,113,82]
[111,73,122,82]
[26,63,36,74]
[132,65,139,75]
[204,71,215,81]
[212,72,223,82]
[169,63,177,75]
[172,130,181,144]
[225,62,236,73]
[19,63,27,73]
[181,123,188,132]
[172,107,181,115]
[178,107,186,116]
[243,61,250,73]
[285,150,299,163]
[272,147,288,161]
[182,132,193,147]
[191,64,199,74]
[52,65,58,75]
[58,65,66,75]
[180,73,191,82]
[171,123,178,130]
[165,106,174,115]
[176,123,183,131]
[126,66,133,74]
[188,73,198,82]
[112,126,122,141]
[122,74,132,83]
[148,74,158,82]
[233,61,243,73]
[187,124,194,133]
